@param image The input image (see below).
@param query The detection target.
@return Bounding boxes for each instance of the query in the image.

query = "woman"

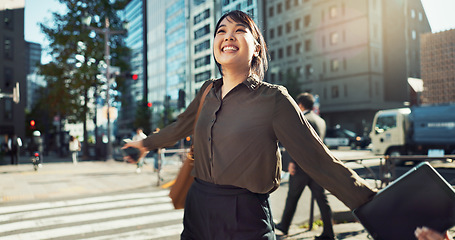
[123,10,376,239]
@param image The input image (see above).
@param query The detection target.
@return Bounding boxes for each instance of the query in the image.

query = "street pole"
[82,15,126,161]
[104,16,113,161]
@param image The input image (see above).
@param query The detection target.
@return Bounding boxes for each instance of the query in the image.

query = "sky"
[24,0,455,64]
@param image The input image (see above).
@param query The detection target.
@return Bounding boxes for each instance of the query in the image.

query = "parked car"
[324,128,370,149]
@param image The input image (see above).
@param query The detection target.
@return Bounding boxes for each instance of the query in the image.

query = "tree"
[134,100,152,135]
[38,0,130,159]
[282,71,302,99]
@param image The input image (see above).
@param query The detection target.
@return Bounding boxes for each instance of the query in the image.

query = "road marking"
[0,190,169,214]
[83,224,183,240]
[0,197,170,223]
[0,211,183,240]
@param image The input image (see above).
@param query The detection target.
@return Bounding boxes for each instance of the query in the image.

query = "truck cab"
[370,108,411,155]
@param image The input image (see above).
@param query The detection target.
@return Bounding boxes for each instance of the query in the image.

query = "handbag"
[169,82,213,209]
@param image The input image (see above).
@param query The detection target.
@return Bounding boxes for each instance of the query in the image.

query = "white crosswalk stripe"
[0,190,184,240]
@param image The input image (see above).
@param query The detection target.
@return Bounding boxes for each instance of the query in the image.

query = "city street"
[0,149,454,239]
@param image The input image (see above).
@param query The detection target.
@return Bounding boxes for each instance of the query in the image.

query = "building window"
[269,6,274,17]
[329,6,337,18]
[411,9,415,18]
[331,85,339,98]
[304,15,311,27]
[277,3,282,14]
[286,0,291,10]
[194,40,210,53]
[411,30,416,40]
[195,55,210,68]
[270,50,275,61]
[344,84,348,97]
[270,28,275,39]
[305,39,311,52]
[343,58,347,70]
[194,9,210,25]
[194,24,210,39]
[322,36,326,48]
[295,18,301,30]
[419,12,423,21]
[278,25,283,36]
[322,61,326,73]
[195,70,211,82]
[248,9,254,17]
[278,48,283,59]
[4,67,13,89]
[236,3,241,10]
[295,42,302,54]
[223,0,230,6]
[330,59,339,72]
[286,22,292,33]
[4,37,13,59]
[330,32,338,45]
[4,9,14,30]
[305,64,313,76]
[286,45,292,57]
[294,0,299,6]
[296,66,302,76]
[247,0,253,6]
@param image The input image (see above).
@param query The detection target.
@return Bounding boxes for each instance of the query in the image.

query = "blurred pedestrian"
[69,136,81,165]
[123,10,375,240]
[7,134,22,165]
[276,93,334,240]
[132,128,147,173]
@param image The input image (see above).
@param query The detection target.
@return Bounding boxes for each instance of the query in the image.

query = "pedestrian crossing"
[0,189,184,240]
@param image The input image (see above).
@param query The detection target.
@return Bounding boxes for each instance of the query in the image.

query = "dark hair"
[296,93,315,110]
[214,10,268,80]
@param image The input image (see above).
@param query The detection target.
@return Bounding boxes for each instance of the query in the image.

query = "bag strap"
[194,82,213,129]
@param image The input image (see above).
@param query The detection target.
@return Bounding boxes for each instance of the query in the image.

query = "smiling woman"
[123,10,376,240]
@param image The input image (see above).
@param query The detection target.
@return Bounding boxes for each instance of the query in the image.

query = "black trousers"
[279,170,334,237]
[10,150,19,165]
[181,178,276,240]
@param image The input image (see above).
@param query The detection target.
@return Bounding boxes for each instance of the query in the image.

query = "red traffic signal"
[30,120,35,127]
[147,102,152,108]
[132,74,138,80]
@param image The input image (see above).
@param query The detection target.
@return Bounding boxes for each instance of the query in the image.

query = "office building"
[0,3,26,140]
[263,0,430,134]
[420,29,455,104]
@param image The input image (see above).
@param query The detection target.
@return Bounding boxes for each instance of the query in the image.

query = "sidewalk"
[1,156,453,239]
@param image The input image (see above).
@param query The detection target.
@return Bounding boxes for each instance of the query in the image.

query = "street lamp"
[82,15,127,161]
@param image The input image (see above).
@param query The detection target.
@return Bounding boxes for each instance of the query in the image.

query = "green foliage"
[134,100,152,135]
[37,0,130,157]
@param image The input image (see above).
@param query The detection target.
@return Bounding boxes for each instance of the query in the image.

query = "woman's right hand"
[122,140,149,162]
[415,227,452,240]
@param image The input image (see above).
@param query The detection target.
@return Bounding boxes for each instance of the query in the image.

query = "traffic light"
[147,102,152,108]
[30,120,36,129]
[178,89,186,109]
[132,74,138,80]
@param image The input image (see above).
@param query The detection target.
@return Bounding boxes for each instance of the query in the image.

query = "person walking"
[122,10,376,240]
[69,136,81,165]
[132,128,147,173]
[275,93,335,240]
[7,134,22,165]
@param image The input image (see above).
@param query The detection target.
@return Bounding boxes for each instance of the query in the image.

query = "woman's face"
[214,17,258,72]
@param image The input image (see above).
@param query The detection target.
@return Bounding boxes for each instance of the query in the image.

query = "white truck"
[370,104,455,157]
